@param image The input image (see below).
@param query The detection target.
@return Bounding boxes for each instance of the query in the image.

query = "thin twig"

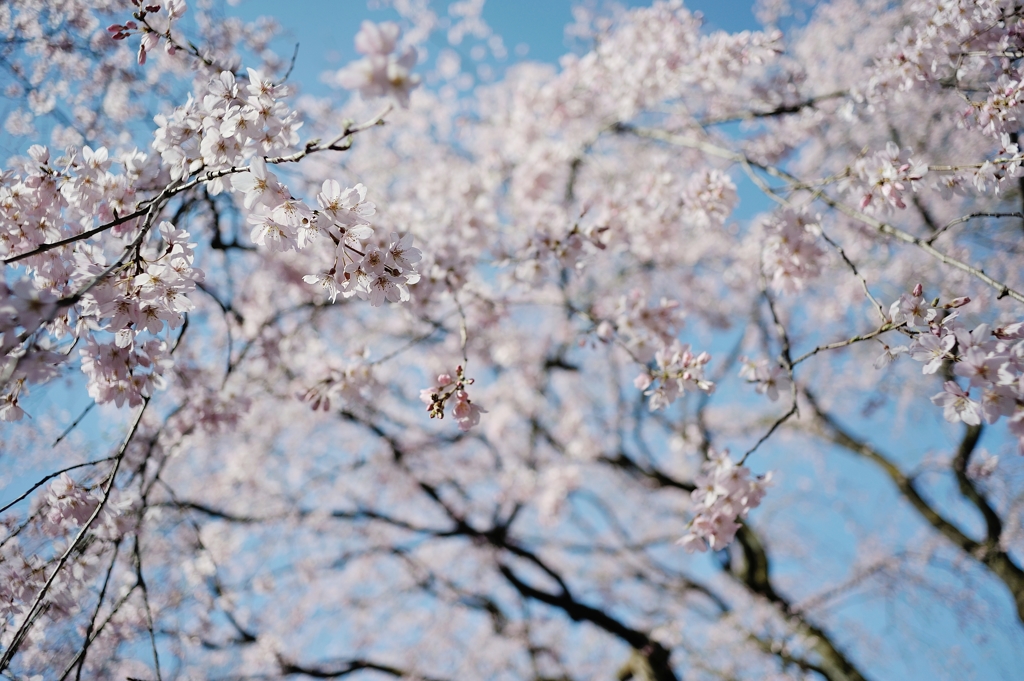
[280,42,300,83]
[4,106,392,266]
[816,228,887,321]
[0,456,116,515]
[618,124,1024,305]
[740,280,798,464]
[53,402,96,447]
[791,322,903,366]
[0,399,149,672]
[70,541,121,681]
[925,211,1024,244]
[133,535,162,681]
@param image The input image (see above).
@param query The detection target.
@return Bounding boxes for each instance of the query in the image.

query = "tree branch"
[803,387,1024,624]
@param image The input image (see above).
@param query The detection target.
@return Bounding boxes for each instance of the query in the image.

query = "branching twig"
[0,398,149,672]
[740,280,797,464]
[617,124,1024,305]
[790,322,903,366]
[925,211,1024,245]
[0,456,116,515]
[4,105,392,266]
[53,402,96,447]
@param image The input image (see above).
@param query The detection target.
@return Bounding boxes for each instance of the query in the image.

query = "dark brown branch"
[698,90,849,126]
[950,424,1003,543]
[70,540,121,681]
[498,564,679,681]
[728,525,869,681]
[276,655,445,681]
[804,388,1024,624]
[132,535,163,681]
[595,433,871,681]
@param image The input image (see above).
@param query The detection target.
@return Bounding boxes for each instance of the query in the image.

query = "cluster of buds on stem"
[107,0,187,64]
[419,365,485,431]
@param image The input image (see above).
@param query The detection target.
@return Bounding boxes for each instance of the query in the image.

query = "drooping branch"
[950,425,1003,543]
[803,387,1024,624]
[536,395,870,681]
[614,124,1024,305]
[600,442,871,681]
[727,524,870,681]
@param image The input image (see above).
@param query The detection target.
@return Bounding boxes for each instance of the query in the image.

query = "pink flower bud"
[912,283,923,297]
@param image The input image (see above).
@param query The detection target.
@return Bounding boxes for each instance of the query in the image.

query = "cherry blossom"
[680,449,771,553]
[335,21,421,106]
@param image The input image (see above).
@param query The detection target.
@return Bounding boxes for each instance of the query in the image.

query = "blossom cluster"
[569,1,782,121]
[153,68,302,188]
[886,288,1024,453]
[849,142,927,212]
[335,21,421,106]
[926,319,1024,451]
[595,289,685,363]
[0,143,164,419]
[40,473,132,540]
[0,50,424,421]
[0,144,154,261]
[76,221,199,407]
[870,0,1021,109]
[301,224,422,306]
[761,208,827,293]
[634,340,713,411]
[739,357,792,402]
[680,449,771,553]
[863,1,1024,193]
[420,365,486,431]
